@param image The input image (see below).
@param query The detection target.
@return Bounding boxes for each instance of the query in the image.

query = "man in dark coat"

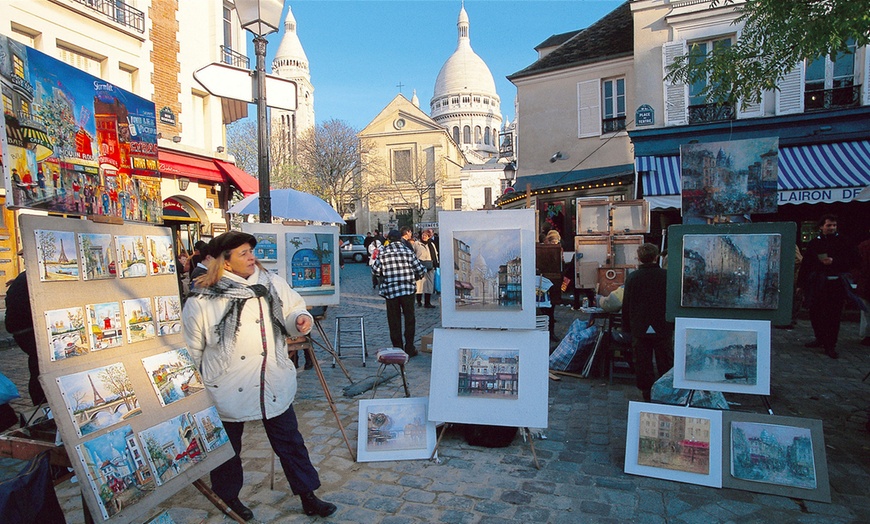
[372,230,426,356]
[622,243,673,402]
[797,214,858,359]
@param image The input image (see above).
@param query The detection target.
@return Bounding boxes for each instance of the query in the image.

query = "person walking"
[182,231,336,520]
[621,243,674,402]
[797,214,859,359]
[367,235,383,288]
[413,229,439,308]
[372,229,426,356]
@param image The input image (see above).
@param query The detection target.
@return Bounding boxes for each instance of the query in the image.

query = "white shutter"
[863,46,870,106]
[662,40,688,126]
[776,62,804,115]
[577,79,601,138]
[737,92,764,119]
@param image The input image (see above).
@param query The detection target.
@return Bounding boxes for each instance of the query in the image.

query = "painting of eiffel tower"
[35,229,80,281]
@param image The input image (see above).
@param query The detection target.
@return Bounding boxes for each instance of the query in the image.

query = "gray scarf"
[189,269,288,374]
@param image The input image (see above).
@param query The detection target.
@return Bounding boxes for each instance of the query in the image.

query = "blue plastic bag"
[0,372,20,405]
[434,267,441,293]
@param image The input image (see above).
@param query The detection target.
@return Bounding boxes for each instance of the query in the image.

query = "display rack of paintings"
[20,215,232,524]
[439,209,537,329]
[356,397,437,463]
[241,223,340,307]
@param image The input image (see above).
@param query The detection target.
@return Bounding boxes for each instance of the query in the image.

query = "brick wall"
[150,0,181,136]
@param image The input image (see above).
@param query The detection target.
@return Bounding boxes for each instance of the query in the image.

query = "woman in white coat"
[182,231,336,520]
[412,229,438,308]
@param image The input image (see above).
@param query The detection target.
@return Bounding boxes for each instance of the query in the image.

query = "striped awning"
[636,140,870,196]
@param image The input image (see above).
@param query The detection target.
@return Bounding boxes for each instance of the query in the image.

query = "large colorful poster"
[0,35,162,222]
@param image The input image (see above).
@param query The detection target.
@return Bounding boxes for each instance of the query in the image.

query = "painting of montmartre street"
[681,233,781,309]
[452,229,522,310]
[731,421,817,489]
[457,348,520,399]
[637,412,711,475]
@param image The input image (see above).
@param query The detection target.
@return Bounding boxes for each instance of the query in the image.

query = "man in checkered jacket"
[372,229,426,356]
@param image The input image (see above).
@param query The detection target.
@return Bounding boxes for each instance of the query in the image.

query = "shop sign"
[635,104,654,126]
[159,107,177,126]
[778,187,868,205]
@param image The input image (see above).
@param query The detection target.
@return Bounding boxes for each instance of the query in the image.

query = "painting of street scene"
[123,297,156,343]
[682,233,781,309]
[253,233,278,262]
[681,137,778,217]
[115,235,148,278]
[146,234,176,275]
[78,232,115,280]
[45,306,89,361]
[56,362,142,437]
[154,295,182,336]
[452,229,522,310]
[193,406,229,452]
[731,421,817,489]
[286,232,336,294]
[138,413,206,486]
[75,424,155,520]
[685,327,758,385]
[141,347,204,407]
[637,411,711,475]
[364,401,428,452]
[35,229,79,281]
[457,348,519,399]
[85,301,123,351]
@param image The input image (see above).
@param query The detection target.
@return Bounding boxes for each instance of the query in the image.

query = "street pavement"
[1,261,869,523]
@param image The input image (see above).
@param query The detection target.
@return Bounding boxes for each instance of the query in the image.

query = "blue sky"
[250,0,624,130]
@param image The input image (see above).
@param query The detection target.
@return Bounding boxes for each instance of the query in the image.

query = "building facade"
[271,6,314,165]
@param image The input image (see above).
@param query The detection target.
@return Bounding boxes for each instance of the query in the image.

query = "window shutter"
[864,46,870,106]
[662,40,688,126]
[577,79,601,138]
[776,62,804,115]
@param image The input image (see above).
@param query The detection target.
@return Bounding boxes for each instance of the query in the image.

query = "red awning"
[215,160,258,196]
[158,150,223,183]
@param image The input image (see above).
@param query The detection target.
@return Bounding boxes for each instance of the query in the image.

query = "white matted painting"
[625,401,723,488]
[85,301,124,351]
[56,362,142,437]
[428,328,549,428]
[78,232,115,280]
[356,397,436,462]
[45,306,89,361]
[146,234,176,275]
[35,229,80,281]
[138,413,205,486]
[115,235,148,278]
[123,297,156,343]
[674,317,771,395]
[439,209,536,329]
[154,295,182,336]
[193,405,230,453]
[141,347,204,407]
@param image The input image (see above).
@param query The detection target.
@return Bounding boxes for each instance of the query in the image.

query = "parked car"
[340,234,368,262]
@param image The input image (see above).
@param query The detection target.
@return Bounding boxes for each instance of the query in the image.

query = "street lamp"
[236,0,284,223]
[502,161,516,185]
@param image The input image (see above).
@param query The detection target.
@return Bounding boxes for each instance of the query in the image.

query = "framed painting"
[625,401,723,488]
[681,137,778,217]
[611,200,650,234]
[35,229,80,282]
[45,306,89,361]
[141,347,204,407]
[56,362,142,437]
[673,317,771,395]
[439,210,536,329]
[78,232,115,280]
[356,397,437,462]
[427,328,549,428]
[666,223,796,324]
[722,412,830,503]
[576,199,610,235]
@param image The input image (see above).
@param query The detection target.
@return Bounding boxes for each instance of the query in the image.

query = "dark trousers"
[809,278,846,350]
[14,334,46,405]
[633,336,674,401]
[211,405,320,503]
[386,294,416,352]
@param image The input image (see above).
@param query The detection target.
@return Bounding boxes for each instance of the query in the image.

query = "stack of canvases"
[623,221,831,503]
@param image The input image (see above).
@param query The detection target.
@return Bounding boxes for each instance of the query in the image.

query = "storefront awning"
[159,150,223,183]
[215,160,258,196]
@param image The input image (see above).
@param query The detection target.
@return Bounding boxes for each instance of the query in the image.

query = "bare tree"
[369,152,448,225]
[225,120,258,175]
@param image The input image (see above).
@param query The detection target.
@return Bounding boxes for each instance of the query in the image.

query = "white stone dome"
[432,7,497,98]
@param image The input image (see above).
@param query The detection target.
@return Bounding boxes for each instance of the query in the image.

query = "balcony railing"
[688,102,734,124]
[220,46,250,69]
[602,116,626,134]
[71,0,145,33]
[804,84,861,111]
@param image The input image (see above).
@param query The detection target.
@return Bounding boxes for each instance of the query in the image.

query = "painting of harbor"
[56,362,142,437]
[45,306,89,361]
[75,424,155,519]
[356,398,436,462]
[85,301,124,351]
[731,421,816,489]
[685,327,758,385]
[78,232,115,280]
[35,229,79,281]
[138,413,205,486]
[637,411,711,475]
[452,229,522,311]
[141,347,204,407]
[681,137,778,217]
[681,233,781,309]
[457,348,519,399]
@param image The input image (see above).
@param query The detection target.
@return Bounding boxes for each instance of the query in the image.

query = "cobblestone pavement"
[1,261,869,523]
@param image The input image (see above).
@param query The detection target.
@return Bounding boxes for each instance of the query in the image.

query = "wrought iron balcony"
[688,102,734,124]
[804,84,861,111]
[71,0,145,33]
[602,116,626,134]
[220,46,250,69]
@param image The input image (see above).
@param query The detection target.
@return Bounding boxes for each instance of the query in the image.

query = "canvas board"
[576,201,610,235]
[241,223,340,307]
[428,328,549,428]
[356,397,437,462]
[611,200,650,234]
[439,210,536,329]
[625,401,723,488]
[666,223,796,324]
[722,412,830,503]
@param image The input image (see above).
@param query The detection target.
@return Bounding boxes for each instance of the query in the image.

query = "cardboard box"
[420,333,433,353]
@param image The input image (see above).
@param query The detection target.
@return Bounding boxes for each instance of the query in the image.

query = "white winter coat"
[182,267,313,422]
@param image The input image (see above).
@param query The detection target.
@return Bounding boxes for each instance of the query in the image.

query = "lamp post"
[502,161,517,190]
[235,0,284,223]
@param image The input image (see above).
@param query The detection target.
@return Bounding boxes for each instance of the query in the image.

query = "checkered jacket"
[372,241,426,299]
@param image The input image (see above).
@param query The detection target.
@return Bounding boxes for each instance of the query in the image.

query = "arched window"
[484,127,490,145]
[474,126,482,143]
[463,126,471,144]
[452,126,460,144]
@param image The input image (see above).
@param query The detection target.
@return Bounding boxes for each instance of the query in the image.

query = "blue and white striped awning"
[636,140,870,196]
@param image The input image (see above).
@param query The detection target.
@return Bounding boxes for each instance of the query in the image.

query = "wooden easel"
[428,423,540,470]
